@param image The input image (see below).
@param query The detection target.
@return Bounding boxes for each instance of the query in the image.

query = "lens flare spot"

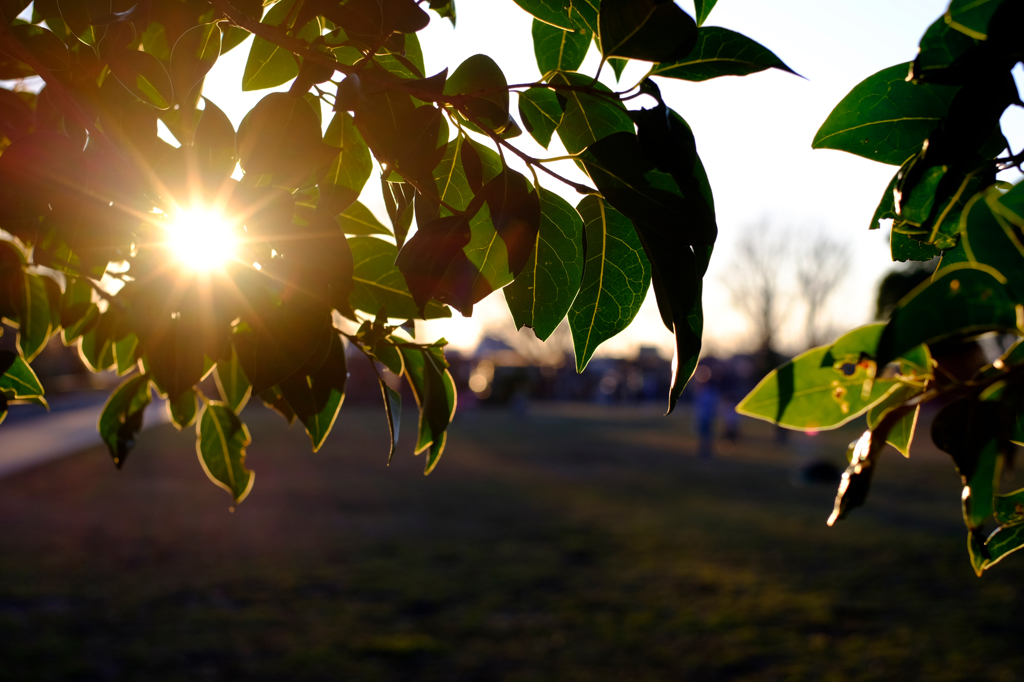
[167,207,237,272]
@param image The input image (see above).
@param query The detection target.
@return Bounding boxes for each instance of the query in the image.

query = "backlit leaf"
[518,87,562,149]
[0,350,44,398]
[196,401,255,505]
[737,345,899,431]
[350,237,451,319]
[214,346,252,413]
[532,19,589,75]
[568,195,651,371]
[505,189,584,340]
[813,63,958,166]
[550,71,633,154]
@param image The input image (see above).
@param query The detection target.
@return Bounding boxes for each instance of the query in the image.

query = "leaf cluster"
[0,0,793,504]
[746,0,1024,574]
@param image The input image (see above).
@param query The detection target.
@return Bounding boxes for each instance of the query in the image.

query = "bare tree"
[795,234,850,348]
[724,221,791,360]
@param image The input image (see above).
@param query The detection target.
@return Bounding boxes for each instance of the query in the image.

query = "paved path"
[0,398,169,479]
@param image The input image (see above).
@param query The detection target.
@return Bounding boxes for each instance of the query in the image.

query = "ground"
[1,402,1022,681]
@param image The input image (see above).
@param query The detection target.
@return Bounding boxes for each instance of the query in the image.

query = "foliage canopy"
[2,0,1022,577]
[0,0,794,504]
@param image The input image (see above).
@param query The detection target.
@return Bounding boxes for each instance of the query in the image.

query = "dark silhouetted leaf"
[168,387,198,430]
[598,0,696,63]
[350,236,451,319]
[109,49,173,109]
[98,373,151,468]
[399,343,456,474]
[651,27,797,82]
[170,23,221,105]
[237,92,327,186]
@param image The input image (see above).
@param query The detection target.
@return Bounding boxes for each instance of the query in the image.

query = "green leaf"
[995,181,1024,228]
[549,71,633,154]
[994,488,1024,527]
[338,201,391,236]
[598,0,697,63]
[694,0,717,25]
[379,379,402,464]
[60,277,98,344]
[945,0,1001,40]
[350,237,451,319]
[973,525,1024,575]
[169,23,221,105]
[321,112,373,216]
[960,191,1024,300]
[8,23,69,71]
[15,272,53,363]
[280,333,347,451]
[505,189,585,341]
[877,264,1019,366]
[568,195,651,371]
[871,168,900,230]
[168,387,198,430]
[932,396,1002,530]
[511,0,574,30]
[812,63,959,166]
[114,332,140,375]
[892,229,941,262]
[912,15,978,81]
[579,105,717,412]
[0,350,44,398]
[374,34,426,79]
[518,87,562,149]
[532,19,589,75]
[192,98,238,180]
[650,27,797,82]
[196,401,255,506]
[866,383,922,457]
[569,0,599,40]
[259,384,296,425]
[399,343,456,474]
[98,374,152,468]
[444,54,510,132]
[242,0,321,91]
[108,50,173,110]
[214,345,252,413]
[237,92,326,186]
[431,133,474,213]
[737,345,899,431]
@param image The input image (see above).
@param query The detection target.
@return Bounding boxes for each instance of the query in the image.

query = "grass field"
[1,402,1023,681]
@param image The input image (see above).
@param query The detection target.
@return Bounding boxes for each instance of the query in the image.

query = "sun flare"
[166,207,238,272]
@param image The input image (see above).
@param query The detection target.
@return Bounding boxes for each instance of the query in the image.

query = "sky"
[202,0,1024,359]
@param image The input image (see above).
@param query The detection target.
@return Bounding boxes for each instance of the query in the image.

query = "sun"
[165,207,239,272]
